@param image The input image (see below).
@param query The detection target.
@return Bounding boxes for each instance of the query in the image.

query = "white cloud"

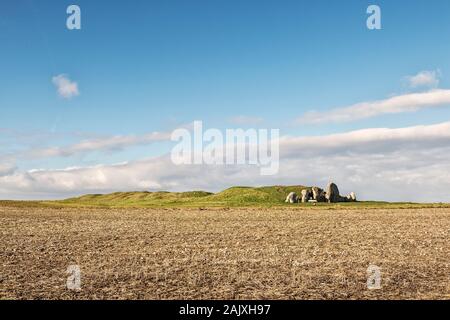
[297,89,450,124]
[405,70,441,88]
[2,122,450,202]
[52,74,79,99]
[280,121,450,157]
[30,131,171,158]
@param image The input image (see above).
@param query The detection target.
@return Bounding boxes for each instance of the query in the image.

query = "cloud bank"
[2,122,450,202]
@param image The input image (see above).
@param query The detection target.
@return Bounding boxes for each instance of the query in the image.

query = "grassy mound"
[57,185,309,207]
[201,185,308,205]
[4,185,447,209]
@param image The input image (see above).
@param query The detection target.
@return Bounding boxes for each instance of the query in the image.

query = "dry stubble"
[1,206,449,299]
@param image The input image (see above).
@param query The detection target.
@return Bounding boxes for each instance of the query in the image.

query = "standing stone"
[312,187,326,202]
[348,192,357,202]
[301,189,312,203]
[326,182,340,203]
[285,192,298,204]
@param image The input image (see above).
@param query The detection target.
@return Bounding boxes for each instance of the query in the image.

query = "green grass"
[54,185,309,208]
[1,185,447,209]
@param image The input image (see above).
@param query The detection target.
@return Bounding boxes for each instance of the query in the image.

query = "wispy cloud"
[52,74,79,99]
[30,131,171,158]
[0,163,16,177]
[2,122,450,202]
[296,89,450,124]
[405,70,441,88]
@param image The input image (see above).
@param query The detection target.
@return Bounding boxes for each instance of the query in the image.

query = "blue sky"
[1,0,450,200]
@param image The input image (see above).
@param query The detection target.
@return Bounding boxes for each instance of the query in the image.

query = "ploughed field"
[1,205,449,300]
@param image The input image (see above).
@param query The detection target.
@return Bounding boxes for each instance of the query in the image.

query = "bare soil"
[1,206,449,300]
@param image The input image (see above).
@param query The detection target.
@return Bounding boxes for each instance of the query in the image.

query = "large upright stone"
[326,182,340,203]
